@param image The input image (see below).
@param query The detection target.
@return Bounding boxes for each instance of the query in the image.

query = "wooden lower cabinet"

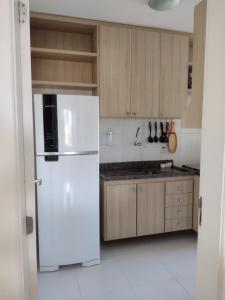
[165,218,192,232]
[165,179,194,233]
[166,180,193,194]
[101,177,195,241]
[137,182,165,236]
[102,183,137,241]
[193,176,200,232]
[165,193,193,207]
[165,205,192,220]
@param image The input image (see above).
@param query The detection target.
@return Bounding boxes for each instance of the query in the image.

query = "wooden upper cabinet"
[131,30,160,117]
[160,33,189,118]
[99,25,132,117]
[182,0,206,128]
[137,182,165,236]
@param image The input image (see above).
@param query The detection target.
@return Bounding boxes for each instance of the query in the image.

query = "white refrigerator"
[34,94,100,272]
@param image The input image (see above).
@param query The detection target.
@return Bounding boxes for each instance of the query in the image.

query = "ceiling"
[30,0,201,33]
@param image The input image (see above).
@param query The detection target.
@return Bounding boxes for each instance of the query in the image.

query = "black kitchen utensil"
[165,122,169,143]
[159,122,167,143]
[148,122,154,143]
[154,122,158,143]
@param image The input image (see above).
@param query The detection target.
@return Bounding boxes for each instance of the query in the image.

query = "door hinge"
[18,1,27,23]
[199,196,202,226]
[26,216,34,235]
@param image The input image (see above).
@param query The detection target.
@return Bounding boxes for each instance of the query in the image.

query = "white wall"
[100,118,201,165]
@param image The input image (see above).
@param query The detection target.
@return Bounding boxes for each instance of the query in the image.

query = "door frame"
[19,0,37,298]
[196,0,225,299]
[3,0,225,299]
[0,0,37,299]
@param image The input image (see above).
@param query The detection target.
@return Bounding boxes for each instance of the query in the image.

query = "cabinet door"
[131,30,160,117]
[137,182,165,236]
[103,183,136,241]
[99,25,131,117]
[193,176,200,232]
[182,1,206,128]
[160,33,189,118]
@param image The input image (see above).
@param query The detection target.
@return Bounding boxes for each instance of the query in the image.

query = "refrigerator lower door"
[36,154,100,271]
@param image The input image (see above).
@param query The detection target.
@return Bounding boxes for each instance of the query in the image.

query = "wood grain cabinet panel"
[160,33,189,118]
[165,205,192,220]
[182,0,207,128]
[137,182,165,236]
[103,183,137,241]
[165,218,192,232]
[193,176,200,232]
[131,30,160,117]
[30,13,99,92]
[165,193,193,207]
[99,25,132,117]
[166,180,193,195]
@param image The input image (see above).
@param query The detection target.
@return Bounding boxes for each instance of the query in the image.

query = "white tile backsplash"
[99,118,201,165]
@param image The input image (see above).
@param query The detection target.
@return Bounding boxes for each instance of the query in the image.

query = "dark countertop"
[182,164,200,176]
[100,160,195,181]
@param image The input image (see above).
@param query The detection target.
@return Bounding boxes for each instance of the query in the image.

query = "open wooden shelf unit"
[30,13,98,92]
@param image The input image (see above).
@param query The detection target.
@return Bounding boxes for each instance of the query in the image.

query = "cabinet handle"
[133,112,136,116]
[126,112,130,116]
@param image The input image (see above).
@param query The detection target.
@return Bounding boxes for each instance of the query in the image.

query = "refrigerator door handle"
[35,179,42,186]
[36,151,98,156]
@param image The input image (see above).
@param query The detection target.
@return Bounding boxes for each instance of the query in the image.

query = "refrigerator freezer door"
[36,154,100,269]
[34,95,99,154]
[57,95,99,153]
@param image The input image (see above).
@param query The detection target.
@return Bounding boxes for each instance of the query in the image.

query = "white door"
[0,1,37,300]
[197,1,225,299]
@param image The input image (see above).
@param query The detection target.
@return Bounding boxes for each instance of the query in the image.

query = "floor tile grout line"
[173,276,195,299]
[75,274,83,300]
[161,261,195,299]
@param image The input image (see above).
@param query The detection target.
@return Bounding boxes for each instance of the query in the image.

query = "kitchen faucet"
[134,127,142,146]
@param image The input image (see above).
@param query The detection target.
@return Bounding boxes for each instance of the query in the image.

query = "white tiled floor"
[38,231,197,300]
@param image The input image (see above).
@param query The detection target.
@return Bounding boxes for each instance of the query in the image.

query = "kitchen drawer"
[165,193,193,207]
[166,180,193,195]
[165,218,192,232]
[165,205,192,220]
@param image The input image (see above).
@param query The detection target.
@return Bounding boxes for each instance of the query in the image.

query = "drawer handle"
[177,221,181,226]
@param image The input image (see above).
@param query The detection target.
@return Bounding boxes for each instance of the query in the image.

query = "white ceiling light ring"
[148,0,181,11]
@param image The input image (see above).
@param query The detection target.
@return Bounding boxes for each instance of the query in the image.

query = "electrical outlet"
[160,145,168,154]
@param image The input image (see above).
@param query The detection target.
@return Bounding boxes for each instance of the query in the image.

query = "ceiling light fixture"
[148,0,181,11]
